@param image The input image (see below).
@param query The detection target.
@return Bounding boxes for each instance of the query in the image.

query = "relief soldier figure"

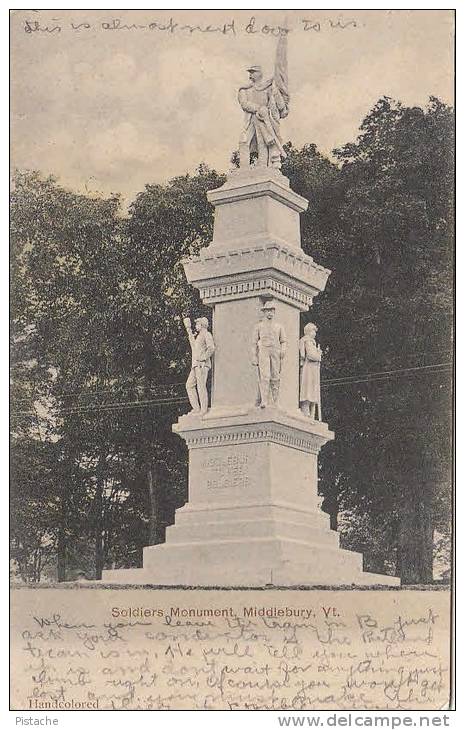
[299,322,322,420]
[252,301,287,407]
[183,316,215,416]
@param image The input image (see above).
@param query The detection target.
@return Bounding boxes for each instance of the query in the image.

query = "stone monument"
[102,35,399,587]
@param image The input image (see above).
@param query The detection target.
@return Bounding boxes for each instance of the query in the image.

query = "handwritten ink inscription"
[21,15,360,37]
[11,590,450,711]
[201,455,250,490]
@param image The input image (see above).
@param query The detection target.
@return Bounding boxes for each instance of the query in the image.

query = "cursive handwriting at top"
[22,15,360,38]
[24,20,62,34]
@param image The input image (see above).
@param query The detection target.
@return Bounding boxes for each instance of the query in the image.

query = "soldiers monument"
[102,35,399,586]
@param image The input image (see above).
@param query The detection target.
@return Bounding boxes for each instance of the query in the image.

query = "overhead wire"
[11,353,453,403]
[11,382,187,403]
[10,361,452,417]
[11,361,452,404]
[321,362,452,385]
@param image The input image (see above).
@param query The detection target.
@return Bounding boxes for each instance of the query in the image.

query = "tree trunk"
[397,491,434,584]
[366,554,386,575]
[57,491,67,582]
[94,474,105,580]
[33,547,42,583]
[322,495,338,531]
[148,462,163,545]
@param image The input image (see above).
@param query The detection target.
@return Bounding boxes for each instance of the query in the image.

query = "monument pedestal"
[103,407,399,586]
[102,167,399,587]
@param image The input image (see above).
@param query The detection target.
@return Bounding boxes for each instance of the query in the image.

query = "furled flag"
[273,31,290,118]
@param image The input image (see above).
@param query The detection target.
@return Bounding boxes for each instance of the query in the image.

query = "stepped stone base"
[102,534,399,587]
[102,469,399,587]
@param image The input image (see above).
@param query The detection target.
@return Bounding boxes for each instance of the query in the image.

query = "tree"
[10,166,225,579]
[10,170,127,579]
[318,97,453,582]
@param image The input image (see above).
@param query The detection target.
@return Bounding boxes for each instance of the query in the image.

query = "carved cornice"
[173,411,334,455]
[184,427,320,454]
[199,276,313,309]
[183,242,331,307]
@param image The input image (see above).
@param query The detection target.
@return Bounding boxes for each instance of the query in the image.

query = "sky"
[10,9,454,205]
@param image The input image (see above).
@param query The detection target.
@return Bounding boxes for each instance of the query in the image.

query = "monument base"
[102,511,399,587]
[101,409,399,587]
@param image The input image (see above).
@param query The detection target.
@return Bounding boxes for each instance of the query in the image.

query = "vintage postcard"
[10,8,454,712]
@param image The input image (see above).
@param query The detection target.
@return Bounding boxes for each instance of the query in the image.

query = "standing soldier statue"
[238,33,289,169]
[183,316,215,416]
[299,322,322,420]
[252,301,287,408]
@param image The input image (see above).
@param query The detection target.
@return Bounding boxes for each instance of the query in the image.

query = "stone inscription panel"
[189,444,268,502]
[201,454,250,491]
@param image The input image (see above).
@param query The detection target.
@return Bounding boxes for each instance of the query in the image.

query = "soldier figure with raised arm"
[183,316,215,416]
[252,301,287,408]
